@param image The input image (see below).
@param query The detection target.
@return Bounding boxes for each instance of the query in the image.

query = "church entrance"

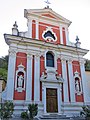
[46,88,58,113]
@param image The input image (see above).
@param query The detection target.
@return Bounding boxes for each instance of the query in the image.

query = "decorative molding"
[15,63,26,92]
[79,59,86,65]
[42,27,57,42]
[27,53,33,59]
[9,49,16,57]
[74,70,82,95]
[68,59,73,64]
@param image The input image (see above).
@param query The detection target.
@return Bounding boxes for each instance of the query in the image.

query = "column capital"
[40,51,45,58]
[56,54,60,60]
[67,59,73,64]
[79,59,85,65]
[27,53,33,59]
[8,49,16,57]
[61,57,67,63]
[34,54,40,62]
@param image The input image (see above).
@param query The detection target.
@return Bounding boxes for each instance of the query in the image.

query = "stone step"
[39,114,71,120]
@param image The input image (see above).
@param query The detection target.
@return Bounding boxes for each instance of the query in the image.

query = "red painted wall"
[41,14,56,19]
[57,58,62,75]
[40,56,45,101]
[62,27,66,45]
[57,58,64,101]
[14,52,27,100]
[32,20,36,39]
[39,22,60,44]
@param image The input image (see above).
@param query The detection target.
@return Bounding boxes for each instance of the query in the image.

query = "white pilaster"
[36,21,38,39]
[44,87,46,113]
[65,27,69,45]
[7,50,16,100]
[26,54,33,101]
[28,19,32,38]
[34,55,40,102]
[60,25,63,44]
[61,58,69,102]
[80,60,89,103]
[68,59,75,102]
[58,84,62,113]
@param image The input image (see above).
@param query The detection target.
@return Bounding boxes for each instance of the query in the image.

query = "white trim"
[26,54,33,101]
[15,63,26,92]
[74,70,82,95]
[28,19,32,38]
[68,60,75,102]
[34,55,40,102]
[44,87,46,114]
[60,25,63,44]
[57,84,62,113]
[42,27,57,42]
[45,50,57,70]
[7,50,16,100]
[36,21,39,39]
[61,59,69,102]
[41,81,62,114]
[80,61,89,102]
[65,27,69,45]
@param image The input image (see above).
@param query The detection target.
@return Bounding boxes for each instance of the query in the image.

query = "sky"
[0,0,90,59]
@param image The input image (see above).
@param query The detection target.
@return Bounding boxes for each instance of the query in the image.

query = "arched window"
[46,52,54,67]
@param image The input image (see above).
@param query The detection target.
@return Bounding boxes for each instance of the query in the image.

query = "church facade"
[3,7,89,116]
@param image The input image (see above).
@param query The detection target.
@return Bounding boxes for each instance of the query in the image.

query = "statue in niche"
[75,80,80,92]
[18,75,24,88]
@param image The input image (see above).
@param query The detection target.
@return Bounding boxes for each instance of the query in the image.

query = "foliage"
[21,111,29,119]
[0,55,8,70]
[80,105,90,118]
[0,68,7,80]
[0,55,8,80]
[28,103,38,119]
[85,60,90,71]
[0,101,14,118]
[21,103,38,119]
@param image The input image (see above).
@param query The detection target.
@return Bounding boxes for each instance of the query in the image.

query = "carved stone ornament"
[74,70,82,95]
[40,69,64,84]
[56,74,64,83]
[15,63,26,92]
[74,70,80,79]
[41,72,47,80]
[9,49,16,57]
[42,27,57,42]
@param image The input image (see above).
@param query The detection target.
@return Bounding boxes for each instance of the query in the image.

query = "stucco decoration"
[74,70,82,95]
[56,74,64,83]
[15,63,26,92]
[42,27,57,42]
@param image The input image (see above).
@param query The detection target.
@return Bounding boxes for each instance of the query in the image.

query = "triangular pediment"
[41,13,57,19]
[24,8,71,26]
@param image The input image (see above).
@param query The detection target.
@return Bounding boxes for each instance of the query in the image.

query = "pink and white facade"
[3,7,90,116]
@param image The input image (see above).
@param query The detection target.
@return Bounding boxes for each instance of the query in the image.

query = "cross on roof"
[44,0,51,8]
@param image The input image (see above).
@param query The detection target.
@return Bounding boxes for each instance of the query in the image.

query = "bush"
[0,101,14,118]
[80,105,90,119]
[28,103,38,119]
[21,111,28,119]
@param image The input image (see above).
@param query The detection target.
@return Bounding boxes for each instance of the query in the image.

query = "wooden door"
[46,88,58,113]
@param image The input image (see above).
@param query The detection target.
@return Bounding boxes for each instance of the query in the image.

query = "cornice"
[4,34,89,57]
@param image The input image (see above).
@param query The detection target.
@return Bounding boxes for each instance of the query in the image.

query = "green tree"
[0,55,8,80]
[85,60,90,71]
